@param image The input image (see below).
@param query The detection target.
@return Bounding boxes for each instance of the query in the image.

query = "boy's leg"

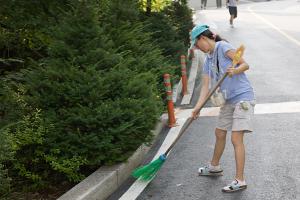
[231,131,245,181]
[211,128,227,166]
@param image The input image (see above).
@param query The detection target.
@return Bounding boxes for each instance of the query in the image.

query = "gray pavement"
[110,0,300,199]
[137,114,300,200]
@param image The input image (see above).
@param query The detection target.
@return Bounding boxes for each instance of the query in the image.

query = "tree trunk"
[146,0,151,15]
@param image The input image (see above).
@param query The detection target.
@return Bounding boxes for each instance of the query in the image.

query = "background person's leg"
[201,0,204,9]
[234,8,238,19]
[229,7,234,25]
[232,7,237,27]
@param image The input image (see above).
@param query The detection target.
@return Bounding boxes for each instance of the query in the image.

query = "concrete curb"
[181,49,202,105]
[173,51,203,104]
[57,120,165,200]
[172,78,182,103]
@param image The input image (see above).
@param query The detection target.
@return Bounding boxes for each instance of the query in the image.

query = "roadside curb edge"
[57,120,165,200]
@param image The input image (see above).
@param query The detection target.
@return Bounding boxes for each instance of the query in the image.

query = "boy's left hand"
[227,66,236,77]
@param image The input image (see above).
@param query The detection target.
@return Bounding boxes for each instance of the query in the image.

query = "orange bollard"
[189,48,195,60]
[188,29,195,60]
[163,74,176,127]
[180,55,188,96]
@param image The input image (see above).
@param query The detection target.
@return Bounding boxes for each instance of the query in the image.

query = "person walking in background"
[217,0,222,8]
[227,0,238,27]
[201,0,207,9]
[190,24,255,193]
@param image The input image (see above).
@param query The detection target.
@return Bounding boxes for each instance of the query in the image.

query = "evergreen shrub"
[0,0,193,194]
[0,0,163,187]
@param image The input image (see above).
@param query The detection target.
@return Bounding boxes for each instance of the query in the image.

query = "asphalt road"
[110,0,300,199]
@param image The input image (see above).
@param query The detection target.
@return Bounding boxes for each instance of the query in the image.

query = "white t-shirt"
[228,0,237,7]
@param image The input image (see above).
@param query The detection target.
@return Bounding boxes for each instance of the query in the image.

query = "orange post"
[188,29,195,60]
[180,55,188,96]
[189,48,195,60]
[163,74,176,127]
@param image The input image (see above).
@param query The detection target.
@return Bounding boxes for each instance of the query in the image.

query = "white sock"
[236,179,246,185]
[209,163,221,170]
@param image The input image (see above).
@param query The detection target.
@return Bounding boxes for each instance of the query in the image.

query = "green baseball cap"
[190,24,209,48]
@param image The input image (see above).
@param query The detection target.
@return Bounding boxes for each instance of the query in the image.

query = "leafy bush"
[2,109,52,189]
[0,129,13,196]
[0,0,163,188]
[0,0,74,74]
[140,12,185,66]
[98,0,176,95]
[0,0,193,195]
[163,0,194,47]
[3,65,162,187]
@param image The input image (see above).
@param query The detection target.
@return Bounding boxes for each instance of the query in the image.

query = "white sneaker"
[198,163,223,176]
[222,179,247,193]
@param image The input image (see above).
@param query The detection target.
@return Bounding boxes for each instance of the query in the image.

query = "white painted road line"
[248,5,300,47]
[179,101,300,118]
[255,101,300,115]
[119,114,189,200]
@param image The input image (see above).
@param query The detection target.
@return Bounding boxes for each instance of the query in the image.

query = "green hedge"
[163,0,194,47]
[0,0,193,196]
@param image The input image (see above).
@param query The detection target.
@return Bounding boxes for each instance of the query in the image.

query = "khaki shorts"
[217,101,255,133]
